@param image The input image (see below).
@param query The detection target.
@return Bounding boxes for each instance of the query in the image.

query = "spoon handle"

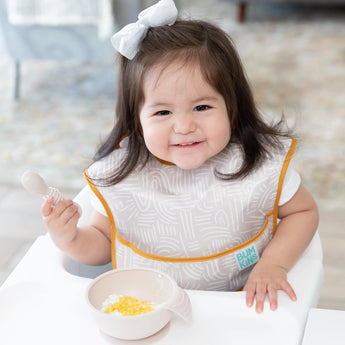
[21,171,82,216]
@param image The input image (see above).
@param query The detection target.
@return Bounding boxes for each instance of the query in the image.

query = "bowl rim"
[85,267,177,319]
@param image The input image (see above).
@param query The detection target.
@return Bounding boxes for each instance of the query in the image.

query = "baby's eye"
[155,110,172,116]
[193,105,210,111]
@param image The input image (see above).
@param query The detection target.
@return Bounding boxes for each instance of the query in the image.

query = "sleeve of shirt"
[278,165,301,206]
[90,193,107,216]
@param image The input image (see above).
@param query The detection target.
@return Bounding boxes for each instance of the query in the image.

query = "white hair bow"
[111,0,178,60]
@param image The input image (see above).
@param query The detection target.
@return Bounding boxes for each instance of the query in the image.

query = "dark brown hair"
[93,19,291,185]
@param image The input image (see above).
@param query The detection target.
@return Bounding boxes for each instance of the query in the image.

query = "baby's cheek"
[143,130,167,155]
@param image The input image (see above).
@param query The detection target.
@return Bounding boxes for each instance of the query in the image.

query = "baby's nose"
[173,113,196,134]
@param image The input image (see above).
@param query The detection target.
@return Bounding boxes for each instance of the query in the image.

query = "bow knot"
[111,0,178,60]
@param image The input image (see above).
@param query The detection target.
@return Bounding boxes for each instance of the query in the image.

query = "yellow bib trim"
[272,137,298,235]
[84,172,118,269]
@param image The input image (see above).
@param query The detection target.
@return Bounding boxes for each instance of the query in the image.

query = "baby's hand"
[243,259,297,313]
[41,196,80,246]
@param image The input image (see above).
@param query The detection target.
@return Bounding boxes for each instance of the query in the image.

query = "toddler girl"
[42,0,318,313]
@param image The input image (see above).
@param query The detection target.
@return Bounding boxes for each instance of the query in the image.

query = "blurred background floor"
[0,0,344,310]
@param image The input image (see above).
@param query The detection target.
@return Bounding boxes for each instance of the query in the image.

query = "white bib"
[86,138,297,291]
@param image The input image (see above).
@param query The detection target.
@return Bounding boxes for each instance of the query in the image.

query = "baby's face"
[139,61,231,170]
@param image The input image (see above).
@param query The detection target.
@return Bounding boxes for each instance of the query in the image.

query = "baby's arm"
[41,197,111,265]
[243,184,319,313]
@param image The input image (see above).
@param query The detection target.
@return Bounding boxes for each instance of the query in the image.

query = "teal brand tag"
[235,244,259,271]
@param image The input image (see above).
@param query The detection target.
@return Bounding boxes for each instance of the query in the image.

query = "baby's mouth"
[173,141,201,148]
[178,142,196,146]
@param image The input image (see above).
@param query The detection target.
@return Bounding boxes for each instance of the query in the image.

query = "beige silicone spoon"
[21,171,82,215]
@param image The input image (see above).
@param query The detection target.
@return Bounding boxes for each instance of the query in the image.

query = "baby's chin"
[171,159,207,170]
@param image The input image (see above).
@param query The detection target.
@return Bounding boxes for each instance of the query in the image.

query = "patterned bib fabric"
[86,138,297,291]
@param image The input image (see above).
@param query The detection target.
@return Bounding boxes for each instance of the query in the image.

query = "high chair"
[0,184,324,345]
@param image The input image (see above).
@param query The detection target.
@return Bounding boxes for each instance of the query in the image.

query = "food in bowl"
[86,268,192,340]
[102,294,155,316]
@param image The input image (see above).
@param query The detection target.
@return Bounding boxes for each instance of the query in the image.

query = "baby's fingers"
[41,196,54,218]
[268,281,296,311]
[243,282,256,308]
[58,202,80,225]
[267,284,278,311]
[244,282,267,313]
[281,280,297,302]
[254,282,268,313]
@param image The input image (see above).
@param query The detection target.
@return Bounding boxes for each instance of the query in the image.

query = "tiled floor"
[0,1,344,310]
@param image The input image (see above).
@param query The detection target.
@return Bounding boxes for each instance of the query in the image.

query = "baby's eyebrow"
[146,95,219,109]
[192,96,219,103]
[147,101,171,108]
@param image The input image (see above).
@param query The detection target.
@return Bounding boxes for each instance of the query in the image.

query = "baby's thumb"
[41,196,54,218]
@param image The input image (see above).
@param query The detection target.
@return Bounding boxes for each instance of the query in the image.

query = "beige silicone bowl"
[86,268,192,340]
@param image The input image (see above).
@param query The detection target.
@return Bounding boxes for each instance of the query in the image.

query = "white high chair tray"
[301,308,345,345]
[0,234,323,345]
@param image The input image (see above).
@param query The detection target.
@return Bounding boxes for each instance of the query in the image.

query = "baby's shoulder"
[269,136,296,159]
[87,143,127,180]
[262,136,296,171]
